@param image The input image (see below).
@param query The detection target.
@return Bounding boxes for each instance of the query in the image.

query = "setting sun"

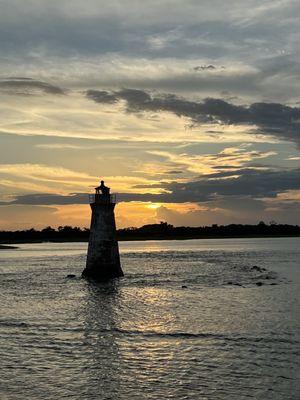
[147,203,161,210]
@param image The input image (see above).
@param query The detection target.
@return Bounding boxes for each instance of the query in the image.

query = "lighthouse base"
[83,239,123,281]
[82,264,123,281]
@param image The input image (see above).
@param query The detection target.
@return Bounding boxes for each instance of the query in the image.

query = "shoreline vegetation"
[0,222,299,245]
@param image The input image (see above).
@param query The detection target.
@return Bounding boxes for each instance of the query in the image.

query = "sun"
[146,203,161,209]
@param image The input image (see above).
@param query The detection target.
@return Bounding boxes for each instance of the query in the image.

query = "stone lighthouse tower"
[82,180,123,280]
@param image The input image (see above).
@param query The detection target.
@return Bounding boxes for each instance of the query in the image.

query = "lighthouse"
[82,181,123,280]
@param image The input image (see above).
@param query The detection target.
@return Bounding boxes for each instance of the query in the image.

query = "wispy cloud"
[35,143,92,150]
[87,88,300,146]
[146,147,277,175]
[287,156,300,161]
[0,78,65,95]
[3,168,299,205]
[0,163,164,197]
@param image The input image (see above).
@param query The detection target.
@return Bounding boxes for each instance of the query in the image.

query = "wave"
[102,328,299,345]
[0,320,29,328]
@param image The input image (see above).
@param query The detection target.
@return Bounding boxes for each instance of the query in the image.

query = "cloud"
[155,203,256,226]
[87,88,300,145]
[0,204,58,230]
[193,65,217,71]
[130,167,300,203]
[0,163,96,185]
[0,1,300,104]
[287,156,300,161]
[0,162,164,197]
[35,143,92,150]
[85,90,118,104]
[0,193,89,206]
[2,168,300,206]
[1,1,298,61]
[146,147,277,175]
[162,168,300,201]
[0,78,65,95]
[167,170,184,175]
[1,1,300,228]
[0,192,164,205]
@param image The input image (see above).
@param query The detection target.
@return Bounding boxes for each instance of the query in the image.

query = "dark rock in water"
[256,282,263,286]
[227,281,242,286]
[66,274,76,279]
[251,265,265,272]
[182,285,188,289]
[270,283,278,286]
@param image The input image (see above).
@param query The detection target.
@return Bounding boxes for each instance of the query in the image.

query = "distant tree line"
[0,226,89,244]
[117,221,300,240]
[0,221,299,244]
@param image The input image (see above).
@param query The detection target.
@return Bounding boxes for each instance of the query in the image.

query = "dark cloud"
[0,192,161,206]
[86,89,117,104]
[1,2,300,103]
[2,168,299,206]
[211,165,240,170]
[128,168,300,203]
[193,65,217,71]
[86,88,300,145]
[0,78,65,95]
[86,88,151,107]
[162,168,300,202]
[166,170,183,174]
[0,2,298,66]
[9,193,88,205]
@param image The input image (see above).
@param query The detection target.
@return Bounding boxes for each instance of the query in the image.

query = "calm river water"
[0,238,299,399]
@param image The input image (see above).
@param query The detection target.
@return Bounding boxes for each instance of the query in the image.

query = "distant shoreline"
[1,222,299,245]
[0,244,19,249]
[1,234,300,246]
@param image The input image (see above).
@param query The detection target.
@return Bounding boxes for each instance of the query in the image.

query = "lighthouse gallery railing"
[89,193,117,204]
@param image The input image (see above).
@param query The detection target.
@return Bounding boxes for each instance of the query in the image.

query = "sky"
[0,0,300,229]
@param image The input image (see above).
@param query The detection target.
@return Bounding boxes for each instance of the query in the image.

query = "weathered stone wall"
[83,202,123,280]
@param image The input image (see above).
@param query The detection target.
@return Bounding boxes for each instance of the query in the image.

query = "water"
[0,238,299,399]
